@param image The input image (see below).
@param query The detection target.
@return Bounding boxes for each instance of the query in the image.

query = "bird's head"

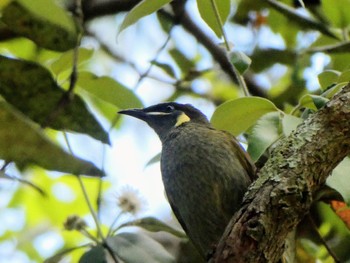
[119,102,209,140]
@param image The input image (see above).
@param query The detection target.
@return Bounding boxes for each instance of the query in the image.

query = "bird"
[119,102,256,259]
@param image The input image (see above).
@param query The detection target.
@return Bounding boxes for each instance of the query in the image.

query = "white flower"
[116,186,145,215]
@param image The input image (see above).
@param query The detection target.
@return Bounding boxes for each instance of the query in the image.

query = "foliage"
[0,0,350,262]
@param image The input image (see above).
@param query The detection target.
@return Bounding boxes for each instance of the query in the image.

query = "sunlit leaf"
[211,97,279,136]
[2,0,77,51]
[322,0,350,28]
[282,114,302,136]
[119,0,172,34]
[327,157,350,203]
[77,71,143,109]
[0,56,110,144]
[197,0,231,38]
[119,217,186,238]
[50,48,94,76]
[298,94,329,111]
[266,0,338,39]
[318,70,340,90]
[107,233,175,263]
[247,112,281,161]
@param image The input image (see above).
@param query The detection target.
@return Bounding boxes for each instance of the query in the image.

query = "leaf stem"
[77,175,105,240]
[210,0,230,51]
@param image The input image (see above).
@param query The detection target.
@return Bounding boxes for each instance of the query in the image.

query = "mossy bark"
[213,83,350,263]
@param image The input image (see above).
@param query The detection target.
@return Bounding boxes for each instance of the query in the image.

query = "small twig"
[133,26,174,90]
[306,214,341,263]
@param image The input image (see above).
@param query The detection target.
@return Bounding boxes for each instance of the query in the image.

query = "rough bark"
[213,83,350,263]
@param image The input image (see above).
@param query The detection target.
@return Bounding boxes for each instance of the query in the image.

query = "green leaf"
[282,114,303,136]
[266,0,338,39]
[50,48,94,76]
[77,72,143,109]
[0,55,110,144]
[307,41,350,54]
[151,61,176,78]
[338,70,350,83]
[107,233,175,263]
[318,70,340,90]
[322,82,348,99]
[145,153,161,167]
[230,51,251,74]
[79,245,107,263]
[299,94,329,111]
[327,157,350,203]
[119,0,172,34]
[211,97,279,136]
[44,246,88,263]
[322,0,350,28]
[0,101,103,176]
[250,48,297,72]
[169,48,195,75]
[2,0,77,51]
[247,112,281,161]
[197,0,231,38]
[119,217,186,238]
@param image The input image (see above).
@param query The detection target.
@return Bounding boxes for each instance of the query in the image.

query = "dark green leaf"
[107,233,175,263]
[250,48,296,72]
[44,245,89,263]
[247,112,281,161]
[145,153,161,167]
[119,0,172,34]
[211,97,279,136]
[151,61,176,78]
[0,101,103,176]
[79,245,107,263]
[230,51,251,74]
[197,0,231,37]
[119,217,186,238]
[77,72,143,109]
[169,48,195,75]
[307,41,350,54]
[0,56,110,144]
[2,0,77,51]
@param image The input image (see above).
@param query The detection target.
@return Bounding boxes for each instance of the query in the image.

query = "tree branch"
[80,0,267,97]
[213,83,350,262]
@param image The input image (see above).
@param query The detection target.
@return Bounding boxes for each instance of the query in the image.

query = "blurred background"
[0,0,350,262]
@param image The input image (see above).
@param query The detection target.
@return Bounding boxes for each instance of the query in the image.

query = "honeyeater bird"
[119,102,256,258]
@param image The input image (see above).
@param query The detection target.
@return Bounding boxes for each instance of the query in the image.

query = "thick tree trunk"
[213,83,350,263]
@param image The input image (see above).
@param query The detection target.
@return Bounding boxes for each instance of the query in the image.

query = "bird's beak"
[118,108,148,121]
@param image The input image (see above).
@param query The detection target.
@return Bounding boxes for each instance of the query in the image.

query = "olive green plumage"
[119,102,256,258]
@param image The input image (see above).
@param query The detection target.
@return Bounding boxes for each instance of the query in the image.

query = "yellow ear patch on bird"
[175,112,190,127]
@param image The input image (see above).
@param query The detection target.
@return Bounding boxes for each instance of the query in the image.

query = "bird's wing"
[166,193,190,234]
[222,130,257,181]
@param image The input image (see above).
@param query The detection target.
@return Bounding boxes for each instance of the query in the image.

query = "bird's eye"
[166,105,175,112]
